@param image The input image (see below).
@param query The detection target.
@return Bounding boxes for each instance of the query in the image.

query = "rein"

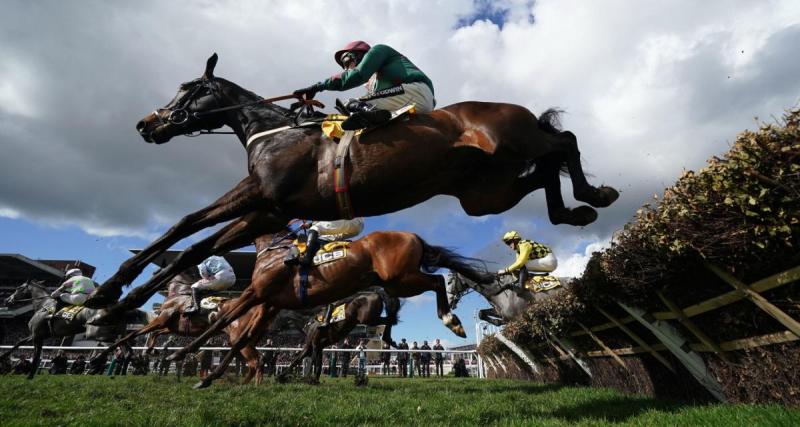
[156,78,324,137]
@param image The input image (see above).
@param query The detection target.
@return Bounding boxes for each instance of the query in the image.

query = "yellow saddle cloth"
[314,241,350,266]
[53,305,84,321]
[524,275,562,293]
[315,303,347,324]
[321,104,417,140]
[199,296,228,311]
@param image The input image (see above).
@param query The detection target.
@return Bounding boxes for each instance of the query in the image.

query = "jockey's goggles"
[340,52,358,69]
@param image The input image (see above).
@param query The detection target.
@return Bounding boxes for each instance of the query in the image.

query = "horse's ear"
[203,53,218,79]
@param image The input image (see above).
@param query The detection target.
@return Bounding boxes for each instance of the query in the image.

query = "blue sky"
[2,0,799,348]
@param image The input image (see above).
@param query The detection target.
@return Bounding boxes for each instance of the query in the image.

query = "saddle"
[524,274,561,293]
[287,239,351,266]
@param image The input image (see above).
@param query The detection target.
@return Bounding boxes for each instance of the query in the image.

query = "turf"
[0,375,796,426]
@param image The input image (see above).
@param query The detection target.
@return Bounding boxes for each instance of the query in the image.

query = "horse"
[167,230,491,389]
[87,269,266,385]
[85,53,619,312]
[0,280,151,379]
[446,271,569,326]
[277,289,401,384]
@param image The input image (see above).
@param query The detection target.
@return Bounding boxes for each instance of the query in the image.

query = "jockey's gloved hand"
[293,83,323,100]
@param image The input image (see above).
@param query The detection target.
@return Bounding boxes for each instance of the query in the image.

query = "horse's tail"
[419,238,494,284]
[537,108,564,135]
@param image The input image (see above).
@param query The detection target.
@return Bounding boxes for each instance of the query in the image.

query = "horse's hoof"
[550,206,597,226]
[451,325,467,338]
[194,380,211,389]
[575,186,619,208]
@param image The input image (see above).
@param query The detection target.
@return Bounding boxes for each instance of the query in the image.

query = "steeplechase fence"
[477,262,800,405]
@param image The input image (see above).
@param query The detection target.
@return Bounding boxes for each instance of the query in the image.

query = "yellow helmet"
[502,230,521,243]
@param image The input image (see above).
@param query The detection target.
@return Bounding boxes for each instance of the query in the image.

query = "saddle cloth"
[199,296,228,311]
[313,241,350,266]
[315,303,347,324]
[524,274,562,293]
[53,305,84,321]
[321,104,417,141]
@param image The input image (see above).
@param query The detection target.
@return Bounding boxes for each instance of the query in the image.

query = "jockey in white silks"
[300,218,365,267]
[184,255,236,314]
[50,268,97,307]
[299,218,365,326]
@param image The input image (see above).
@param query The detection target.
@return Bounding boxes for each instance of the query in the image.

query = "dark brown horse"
[85,53,618,313]
[277,289,401,384]
[168,230,490,388]
[89,270,265,384]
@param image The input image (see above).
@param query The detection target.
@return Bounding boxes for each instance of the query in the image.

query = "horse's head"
[136,53,231,144]
[445,272,471,310]
[5,280,44,306]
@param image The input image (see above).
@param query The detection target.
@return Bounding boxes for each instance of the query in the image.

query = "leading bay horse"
[169,230,490,389]
[1,280,151,379]
[86,53,618,313]
[87,269,265,384]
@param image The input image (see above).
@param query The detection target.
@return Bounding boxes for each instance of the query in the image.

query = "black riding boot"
[341,100,391,131]
[517,267,529,289]
[184,288,202,314]
[320,304,334,327]
[300,229,321,267]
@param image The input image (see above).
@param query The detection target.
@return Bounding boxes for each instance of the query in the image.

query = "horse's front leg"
[478,309,505,327]
[0,335,32,360]
[27,337,44,380]
[85,176,264,308]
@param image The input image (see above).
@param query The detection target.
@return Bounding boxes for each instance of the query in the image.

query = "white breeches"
[311,218,364,242]
[192,269,236,291]
[366,82,435,113]
[60,293,88,306]
[526,253,558,273]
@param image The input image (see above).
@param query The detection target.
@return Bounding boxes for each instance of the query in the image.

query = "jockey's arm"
[321,45,391,91]
[505,241,533,272]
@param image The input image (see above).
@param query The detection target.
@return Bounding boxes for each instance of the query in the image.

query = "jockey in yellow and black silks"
[497,231,558,289]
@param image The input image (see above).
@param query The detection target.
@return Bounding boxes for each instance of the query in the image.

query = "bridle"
[152,78,324,136]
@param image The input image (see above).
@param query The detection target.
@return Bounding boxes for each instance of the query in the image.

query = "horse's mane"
[214,77,292,118]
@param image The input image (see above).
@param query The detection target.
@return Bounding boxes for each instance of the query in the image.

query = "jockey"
[50,268,96,307]
[184,255,236,314]
[497,231,558,289]
[293,41,435,130]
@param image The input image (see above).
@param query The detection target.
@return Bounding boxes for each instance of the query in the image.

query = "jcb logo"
[313,249,347,265]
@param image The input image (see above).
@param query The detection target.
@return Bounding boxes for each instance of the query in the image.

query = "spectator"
[262,339,277,377]
[339,338,352,377]
[182,353,198,377]
[396,338,409,377]
[433,338,445,377]
[157,337,175,376]
[355,339,367,375]
[328,344,338,378]
[132,354,149,375]
[410,341,419,378]
[70,355,87,375]
[49,351,68,375]
[420,340,431,377]
[380,341,391,376]
[13,357,32,375]
[198,350,213,379]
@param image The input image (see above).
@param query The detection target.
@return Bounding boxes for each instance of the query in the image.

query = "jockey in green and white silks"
[294,41,435,130]
[497,231,558,289]
[184,255,236,314]
[51,268,96,306]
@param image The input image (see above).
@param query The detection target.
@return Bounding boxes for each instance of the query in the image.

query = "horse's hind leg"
[388,272,466,338]
[557,131,619,208]
[86,176,264,308]
[0,335,32,360]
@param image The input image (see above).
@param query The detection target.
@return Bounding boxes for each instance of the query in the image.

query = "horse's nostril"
[136,120,146,133]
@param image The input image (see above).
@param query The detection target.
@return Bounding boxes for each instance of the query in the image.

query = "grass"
[0,375,797,426]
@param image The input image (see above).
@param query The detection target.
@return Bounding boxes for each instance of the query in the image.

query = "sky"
[1,0,799,348]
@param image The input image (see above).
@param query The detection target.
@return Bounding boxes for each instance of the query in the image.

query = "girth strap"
[334,131,356,219]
